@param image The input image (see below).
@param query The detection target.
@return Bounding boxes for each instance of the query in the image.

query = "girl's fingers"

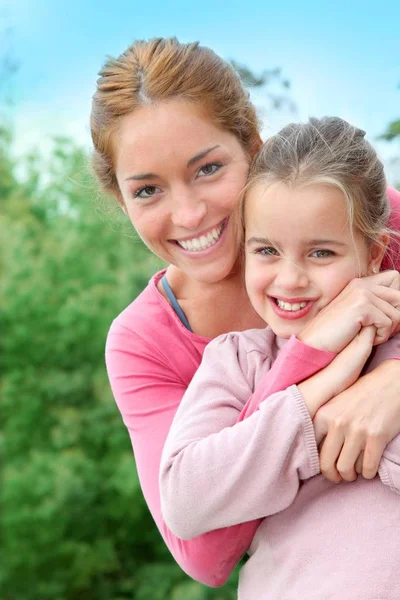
[319,432,344,483]
[361,294,400,342]
[358,270,400,291]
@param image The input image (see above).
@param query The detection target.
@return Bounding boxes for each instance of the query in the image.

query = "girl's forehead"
[245,181,351,239]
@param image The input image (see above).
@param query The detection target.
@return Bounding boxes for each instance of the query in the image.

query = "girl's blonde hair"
[246,116,389,246]
[90,37,261,201]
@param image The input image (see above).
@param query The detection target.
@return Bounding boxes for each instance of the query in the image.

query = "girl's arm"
[106,323,332,585]
[159,331,332,540]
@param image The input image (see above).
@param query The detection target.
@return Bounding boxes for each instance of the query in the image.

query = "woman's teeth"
[276,299,308,311]
[177,222,224,252]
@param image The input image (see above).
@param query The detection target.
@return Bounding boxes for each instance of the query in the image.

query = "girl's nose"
[275,260,309,291]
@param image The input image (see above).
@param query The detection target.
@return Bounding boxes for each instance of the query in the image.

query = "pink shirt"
[106,187,400,587]
[160,328,400,599]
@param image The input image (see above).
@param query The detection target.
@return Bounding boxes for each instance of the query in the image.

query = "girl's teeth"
[177,223,224,251]
[276,299,307,311]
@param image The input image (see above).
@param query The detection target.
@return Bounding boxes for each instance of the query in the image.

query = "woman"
[90,37,400,586]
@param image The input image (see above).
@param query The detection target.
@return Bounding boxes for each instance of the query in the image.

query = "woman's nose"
[171,190,207,229]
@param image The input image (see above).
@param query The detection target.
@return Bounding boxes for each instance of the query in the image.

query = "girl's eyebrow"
[124,145,221,182]
[307,239,348,247]
[246,236,274,246]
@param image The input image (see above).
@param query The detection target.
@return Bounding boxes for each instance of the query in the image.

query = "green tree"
[1,131,240,599]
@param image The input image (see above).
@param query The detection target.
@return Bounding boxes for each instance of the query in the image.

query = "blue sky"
[3,0,400,181]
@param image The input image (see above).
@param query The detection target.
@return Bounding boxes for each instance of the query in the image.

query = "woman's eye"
[311,249,335,259]
[257,247,279,257]
[197,163,222,177]
[134,185,161,199]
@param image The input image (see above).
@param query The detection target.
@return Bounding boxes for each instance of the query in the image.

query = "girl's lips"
[268,296,316,320]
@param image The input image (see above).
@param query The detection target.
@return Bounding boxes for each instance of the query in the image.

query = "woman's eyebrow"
[124,145,221,181]
[125,172,156,181]
[187,145,221,167]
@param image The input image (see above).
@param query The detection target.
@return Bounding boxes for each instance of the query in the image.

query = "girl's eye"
[197,163,222,177]
[311,249,335,259]
[257,247,279,257]
[134,185,162,199]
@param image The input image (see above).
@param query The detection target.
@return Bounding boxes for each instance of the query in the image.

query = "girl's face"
[114,99,251,284]
[245,181,386,339]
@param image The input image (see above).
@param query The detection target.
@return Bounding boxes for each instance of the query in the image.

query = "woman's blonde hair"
[90,37,261,201]
[246,116,389,247]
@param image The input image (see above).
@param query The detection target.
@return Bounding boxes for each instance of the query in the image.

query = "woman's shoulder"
[106,269,208,364]
[110,269,167,332]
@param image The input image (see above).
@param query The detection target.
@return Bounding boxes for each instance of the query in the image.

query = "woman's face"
[114,99,251,283]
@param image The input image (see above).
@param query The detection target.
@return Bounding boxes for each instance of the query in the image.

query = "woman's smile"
[172,218,228,254]
[115,100,250,283]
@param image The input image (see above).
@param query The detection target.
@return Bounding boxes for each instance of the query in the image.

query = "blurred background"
[1,1,399,598]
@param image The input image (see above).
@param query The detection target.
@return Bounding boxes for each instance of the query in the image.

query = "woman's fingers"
[362,434,387,479]
[319,431,344,483]
[336,434,364,482]
[355,451,364,474]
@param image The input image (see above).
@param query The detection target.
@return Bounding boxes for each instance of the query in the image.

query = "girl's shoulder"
[208,326,277,352]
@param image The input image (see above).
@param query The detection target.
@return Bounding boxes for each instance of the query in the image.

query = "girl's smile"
[245,181,383,339]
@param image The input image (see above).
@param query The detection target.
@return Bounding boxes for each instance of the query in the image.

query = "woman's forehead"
[114,100,246,174]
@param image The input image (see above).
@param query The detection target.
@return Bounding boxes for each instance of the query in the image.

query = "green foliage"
[379,119,400,142]
[0,129,240,599]
[231,60,295,112]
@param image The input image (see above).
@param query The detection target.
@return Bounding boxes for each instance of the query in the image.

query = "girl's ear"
[367,233,390,274]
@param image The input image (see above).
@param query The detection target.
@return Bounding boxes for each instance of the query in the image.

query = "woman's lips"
[172,218,229,257]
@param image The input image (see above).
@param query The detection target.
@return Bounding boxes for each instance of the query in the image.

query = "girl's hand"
[298,271,400,354]
[313,359,400,483]
[299,325,375,419]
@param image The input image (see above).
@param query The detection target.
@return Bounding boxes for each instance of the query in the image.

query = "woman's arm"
[383,186,400,271]
[106,323,332,584]
[315,353,400,484]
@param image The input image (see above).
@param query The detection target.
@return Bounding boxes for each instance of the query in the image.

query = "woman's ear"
[114,191,128,214]
[367,233,390,273]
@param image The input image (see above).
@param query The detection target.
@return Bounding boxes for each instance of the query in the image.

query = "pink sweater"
[160,328,400,599]
[106,187,400,587]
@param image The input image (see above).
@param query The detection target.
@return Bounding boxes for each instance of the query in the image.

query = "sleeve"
[160,335,323,540]
[383,186,400,271]
[364,332,400,495]
[106,321,252,587]
[106,323,333,585]
[236,335,336,422]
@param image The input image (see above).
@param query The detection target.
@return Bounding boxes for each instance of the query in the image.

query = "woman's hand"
[298,270,400,354]
[314,359,400,483]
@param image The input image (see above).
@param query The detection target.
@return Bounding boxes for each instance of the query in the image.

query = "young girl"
[160,117,400,599]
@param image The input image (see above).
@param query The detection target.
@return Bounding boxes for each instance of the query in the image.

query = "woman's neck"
[163,264,266,339]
